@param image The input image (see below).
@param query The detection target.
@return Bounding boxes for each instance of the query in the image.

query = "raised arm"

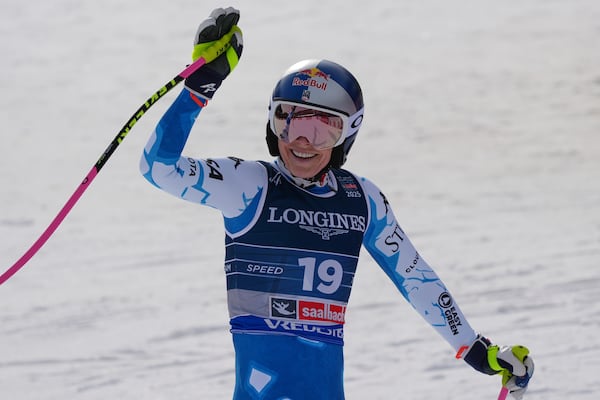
[139,8,266,222]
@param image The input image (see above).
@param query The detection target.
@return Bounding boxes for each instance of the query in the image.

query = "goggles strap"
[281,105,297,140]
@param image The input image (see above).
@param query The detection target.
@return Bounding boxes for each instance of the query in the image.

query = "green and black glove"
[464,335,535,400]
[185,7,243,101]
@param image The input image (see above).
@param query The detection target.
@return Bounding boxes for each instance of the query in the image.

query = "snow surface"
[1,0,599,399]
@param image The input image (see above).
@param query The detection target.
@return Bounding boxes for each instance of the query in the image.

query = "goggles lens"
[272,103,345,150]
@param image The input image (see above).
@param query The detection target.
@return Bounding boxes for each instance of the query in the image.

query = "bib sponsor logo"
[298,225,348,240]
[299,300,346,324]
[263,319,344,339]
[338,176,362,198]
[270,297,346,324]
[267,207,366,240]
[271,297,297,318]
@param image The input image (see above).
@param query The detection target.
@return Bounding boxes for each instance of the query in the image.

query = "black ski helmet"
[266,59,364,168]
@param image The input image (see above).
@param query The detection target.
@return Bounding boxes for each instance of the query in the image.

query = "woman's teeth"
[292,150,316,159]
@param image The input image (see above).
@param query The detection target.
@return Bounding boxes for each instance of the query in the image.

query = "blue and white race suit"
[140,89,478,399]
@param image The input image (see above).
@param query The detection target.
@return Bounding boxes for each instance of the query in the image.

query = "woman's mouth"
[291,149,317,159]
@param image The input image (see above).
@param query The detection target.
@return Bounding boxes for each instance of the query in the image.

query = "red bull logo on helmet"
[292,67,329,91]
[298,67,330,80]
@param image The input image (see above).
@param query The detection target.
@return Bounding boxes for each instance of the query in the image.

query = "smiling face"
[278,136,333,179]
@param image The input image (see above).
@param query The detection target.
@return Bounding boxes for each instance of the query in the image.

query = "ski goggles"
[269,101,348,150]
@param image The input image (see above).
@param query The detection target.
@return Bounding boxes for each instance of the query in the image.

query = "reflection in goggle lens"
[273,104,344,150]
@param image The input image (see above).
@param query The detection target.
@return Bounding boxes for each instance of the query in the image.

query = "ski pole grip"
[180,26,240,79]
[497,347,530,400]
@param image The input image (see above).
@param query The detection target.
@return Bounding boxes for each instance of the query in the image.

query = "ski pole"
[497,386,509,400]
[0,28,238,286]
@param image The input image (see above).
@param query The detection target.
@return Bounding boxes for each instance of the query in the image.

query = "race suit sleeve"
[139,88,267,223]
[358,176,478,352]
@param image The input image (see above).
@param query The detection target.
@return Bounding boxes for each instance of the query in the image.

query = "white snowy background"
[1,0,599,399]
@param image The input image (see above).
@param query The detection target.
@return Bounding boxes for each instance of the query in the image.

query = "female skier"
[140,7,534,400]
